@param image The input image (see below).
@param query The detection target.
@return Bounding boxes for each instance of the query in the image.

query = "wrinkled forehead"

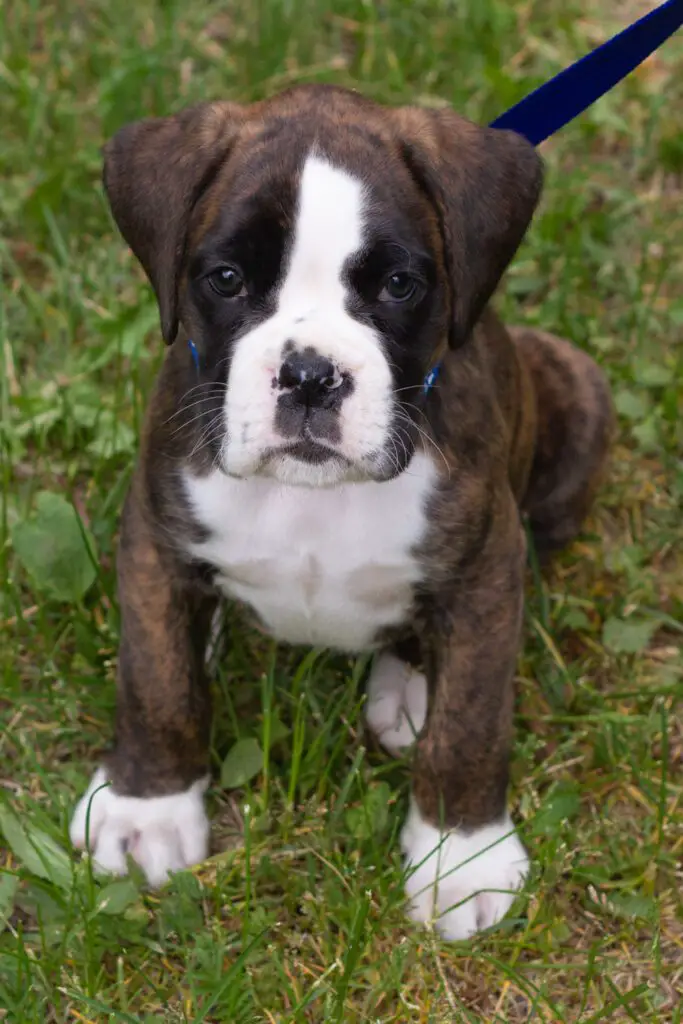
[191,116,439,256]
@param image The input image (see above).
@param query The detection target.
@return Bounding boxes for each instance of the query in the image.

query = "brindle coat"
[98,85,613,836]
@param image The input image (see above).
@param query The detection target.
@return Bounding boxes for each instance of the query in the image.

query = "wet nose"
[278,348,344,408]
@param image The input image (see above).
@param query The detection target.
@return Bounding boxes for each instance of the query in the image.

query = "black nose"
[278,348,344,408]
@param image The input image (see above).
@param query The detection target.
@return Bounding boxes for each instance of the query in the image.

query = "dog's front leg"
[70,490,215,886]
[402,506,529,940]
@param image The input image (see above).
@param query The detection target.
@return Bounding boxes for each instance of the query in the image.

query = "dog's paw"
[365,652,427,755]
[69,767,210,888]
[401,798,529,940]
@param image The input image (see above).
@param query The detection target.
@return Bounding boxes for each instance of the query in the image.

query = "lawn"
[1,1,682,1021]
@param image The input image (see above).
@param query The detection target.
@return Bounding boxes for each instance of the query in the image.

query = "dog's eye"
[379,272,419,303]
[206,266,246,298]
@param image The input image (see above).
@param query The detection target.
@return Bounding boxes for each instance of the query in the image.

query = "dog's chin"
[265,455,357,487]
[262,441,369,487]
[223,438,408,488]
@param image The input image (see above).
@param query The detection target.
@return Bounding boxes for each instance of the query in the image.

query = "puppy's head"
[104,86,542,486]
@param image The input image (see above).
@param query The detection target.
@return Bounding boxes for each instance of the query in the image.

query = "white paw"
[70,767,210,888]
[401,798,529,940]
[365,653,427,756]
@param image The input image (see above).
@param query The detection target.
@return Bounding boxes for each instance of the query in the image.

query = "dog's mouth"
[238,435,388,486]
[265,437,349,466]
[282,439,340,464]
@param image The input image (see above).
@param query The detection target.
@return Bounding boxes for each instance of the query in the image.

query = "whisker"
[189,417,225,460]
[177,381,227,404]
[393,423,410,467]
[168,407,225,439]
[387,437,401,477]
[391,382,442,396]
[163,387,227,426]
[174,394,225,418]
[394,406,451,477]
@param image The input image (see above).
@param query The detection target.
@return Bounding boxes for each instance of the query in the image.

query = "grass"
[1,0,682,1020]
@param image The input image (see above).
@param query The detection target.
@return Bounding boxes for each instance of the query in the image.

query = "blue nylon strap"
[491,0,683,145]
[422,0,683,393]
[188,338,200,371]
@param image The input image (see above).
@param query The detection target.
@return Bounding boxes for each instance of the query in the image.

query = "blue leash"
[187,1,683,378]
[491,0,683,145]
[421,0,683,393]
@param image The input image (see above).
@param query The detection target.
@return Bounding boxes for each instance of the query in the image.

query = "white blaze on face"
[223,154,394,485]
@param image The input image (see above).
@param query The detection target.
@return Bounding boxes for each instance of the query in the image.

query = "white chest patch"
[183,454,437,651]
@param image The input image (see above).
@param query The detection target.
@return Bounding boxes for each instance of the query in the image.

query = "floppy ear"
[103,102,244,343]
[394,107,543,346]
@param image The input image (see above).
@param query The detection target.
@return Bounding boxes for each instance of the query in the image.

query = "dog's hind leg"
[511,327,614,555]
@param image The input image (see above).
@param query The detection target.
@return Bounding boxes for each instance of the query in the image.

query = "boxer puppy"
[70,85,613,939]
